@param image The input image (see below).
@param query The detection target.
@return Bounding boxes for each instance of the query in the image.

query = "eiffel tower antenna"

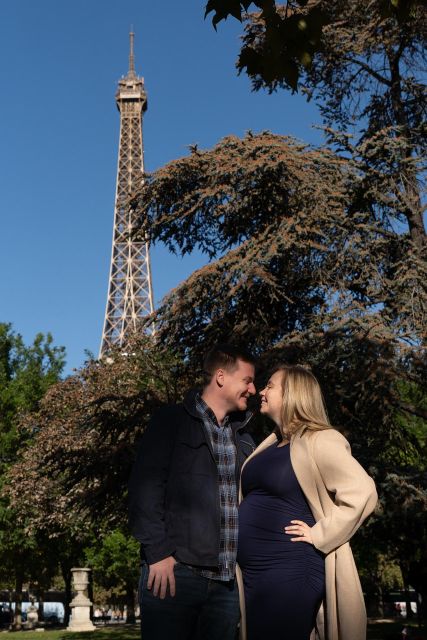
[128,29,135,76]
[100,31,154,357]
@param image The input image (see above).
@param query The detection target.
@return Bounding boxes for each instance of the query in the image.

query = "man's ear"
[215,368,225,388]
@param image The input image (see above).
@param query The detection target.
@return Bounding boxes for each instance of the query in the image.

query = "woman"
[237,365,377,640]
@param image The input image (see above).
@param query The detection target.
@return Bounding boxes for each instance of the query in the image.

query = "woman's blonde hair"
[273,365,331,437]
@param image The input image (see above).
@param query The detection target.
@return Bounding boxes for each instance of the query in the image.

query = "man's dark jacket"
[128,390,255,567]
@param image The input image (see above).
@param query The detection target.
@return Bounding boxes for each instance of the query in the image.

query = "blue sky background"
[0,0,324,374]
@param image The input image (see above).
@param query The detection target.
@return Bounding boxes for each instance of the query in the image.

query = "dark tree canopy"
[133,132,424,358]
[205,0,425,96]
[206,0,426,250]
[130,130,426,612]
[5,336,188,535]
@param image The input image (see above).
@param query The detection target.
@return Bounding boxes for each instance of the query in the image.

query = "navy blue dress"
[237,443,325,640]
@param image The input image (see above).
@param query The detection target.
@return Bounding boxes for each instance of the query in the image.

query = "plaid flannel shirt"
[192,393,239,581]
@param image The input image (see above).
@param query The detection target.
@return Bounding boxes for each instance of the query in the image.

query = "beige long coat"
[237,427,378,640]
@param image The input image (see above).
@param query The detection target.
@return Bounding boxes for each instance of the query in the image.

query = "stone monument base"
[67,606,96,632]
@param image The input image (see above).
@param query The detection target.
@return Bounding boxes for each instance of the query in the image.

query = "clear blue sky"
[0,0,324,374]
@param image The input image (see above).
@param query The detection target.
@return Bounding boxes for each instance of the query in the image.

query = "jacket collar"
[183,388,253,431]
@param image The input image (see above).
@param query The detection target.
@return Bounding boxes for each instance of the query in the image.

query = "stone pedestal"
[67,568,95,632]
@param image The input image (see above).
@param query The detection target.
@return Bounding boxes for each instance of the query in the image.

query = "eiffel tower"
[100,32,154,357]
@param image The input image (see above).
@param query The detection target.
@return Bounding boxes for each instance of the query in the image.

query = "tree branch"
[343,56,391,86]
[393,401,427,420]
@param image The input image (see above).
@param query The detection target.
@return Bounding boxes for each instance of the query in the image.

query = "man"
[128,344,256,640]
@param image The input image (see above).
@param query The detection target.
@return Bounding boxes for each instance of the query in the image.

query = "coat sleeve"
[309,429,378,554]
[128,406,178,564]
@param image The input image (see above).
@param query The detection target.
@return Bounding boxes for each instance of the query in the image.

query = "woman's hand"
[284,519,313,544]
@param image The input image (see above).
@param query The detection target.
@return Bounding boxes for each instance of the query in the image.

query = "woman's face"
[259,370,284,426]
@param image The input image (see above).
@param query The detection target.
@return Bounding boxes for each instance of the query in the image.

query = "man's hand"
[147,556,177,599]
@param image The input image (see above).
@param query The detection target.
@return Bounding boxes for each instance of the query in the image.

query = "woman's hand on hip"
[284,519,313,544]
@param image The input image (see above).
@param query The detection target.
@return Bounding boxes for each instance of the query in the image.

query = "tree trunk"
[399,161,426,253]
[12,576,23,630]
[388,46,426,252]
[61,563,72,627]
[36,588,44,623]
[125,582,136,624]
[408,561,427,622]
[364,574,384,618]
[399,564,414,620]
[377,583,384,619]
[404,587,413,620]
[88,574,94,622]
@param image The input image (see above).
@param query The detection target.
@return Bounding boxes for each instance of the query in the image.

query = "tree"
[128,130,426,614]
[0,324,65,471]
[85,530,140,623]
[206,0,426,252]
[0,323,65,628]
[205,1,424,91]
[132,130,424,353]
[4,335,188,537]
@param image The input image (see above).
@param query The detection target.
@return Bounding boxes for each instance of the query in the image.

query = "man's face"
[221,359,256,412]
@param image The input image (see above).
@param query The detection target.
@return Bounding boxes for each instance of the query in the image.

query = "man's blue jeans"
[139,562,240,640]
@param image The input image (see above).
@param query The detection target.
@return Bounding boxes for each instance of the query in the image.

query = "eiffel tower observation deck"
[100,32,154,358]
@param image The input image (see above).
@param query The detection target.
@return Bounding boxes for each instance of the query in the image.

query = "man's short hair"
[202,343,255,385]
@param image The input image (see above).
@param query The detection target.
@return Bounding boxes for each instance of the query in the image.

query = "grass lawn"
[0,626,140,640]
[3,621,426,639]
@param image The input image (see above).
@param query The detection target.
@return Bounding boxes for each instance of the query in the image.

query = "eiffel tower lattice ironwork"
[100,32,154,357]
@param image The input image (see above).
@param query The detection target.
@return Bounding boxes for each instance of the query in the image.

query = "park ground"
[1,621,426,640]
